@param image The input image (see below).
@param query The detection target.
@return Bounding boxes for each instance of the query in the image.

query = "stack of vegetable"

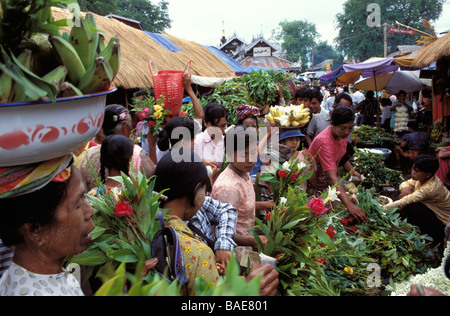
[0,0,120,103]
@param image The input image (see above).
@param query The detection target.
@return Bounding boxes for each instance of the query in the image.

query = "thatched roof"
[51,7,235,90]
[412,33,450,68]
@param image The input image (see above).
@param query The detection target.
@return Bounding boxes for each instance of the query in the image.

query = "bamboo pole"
[395,21,436,38]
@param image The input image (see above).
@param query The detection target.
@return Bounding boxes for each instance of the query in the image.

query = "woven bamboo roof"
[412,33,450,68]
[51,7,235,89]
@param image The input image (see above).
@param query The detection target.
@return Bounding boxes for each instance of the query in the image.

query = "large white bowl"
[0,88,117,167]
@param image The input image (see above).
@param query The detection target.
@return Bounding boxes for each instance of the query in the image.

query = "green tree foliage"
[78,0,171,32]
[273,19,320,70]
[335,0,446,60]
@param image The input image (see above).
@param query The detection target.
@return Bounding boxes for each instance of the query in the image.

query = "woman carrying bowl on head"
[0,155,94,296]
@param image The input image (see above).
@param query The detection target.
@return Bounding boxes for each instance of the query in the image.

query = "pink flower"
[307,197,328,216]
[138,108,151,120]
[114,201,134,218]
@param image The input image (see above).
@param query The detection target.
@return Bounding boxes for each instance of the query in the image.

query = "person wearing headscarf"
[0,155,93,296]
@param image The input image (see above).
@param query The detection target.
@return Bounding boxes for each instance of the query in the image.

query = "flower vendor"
[309,106,368,223]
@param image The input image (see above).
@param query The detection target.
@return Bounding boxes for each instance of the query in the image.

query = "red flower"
[278,170,287,178]
[341,216,355,226]
[349,226,358,231]
[355,138,360,142]
[146,120,156,128]
[307,197,328,216]
[326,226,335,239]
[114,201,134,218]
[316,258,326,264]
[290,171,298,182]
[265,212,273,222]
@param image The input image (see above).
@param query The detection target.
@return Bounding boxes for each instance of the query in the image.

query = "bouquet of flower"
[70,171,167,281]
[259,158,313,204]
[132,92,171,135]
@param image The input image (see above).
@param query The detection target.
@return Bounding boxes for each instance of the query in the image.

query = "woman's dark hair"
[397,90,407,97]
[294,87,312,101]
[380,98,392,106]
[157,117,197,152]
[407,120,419,131]
[310,88,323,103]
[103,104,131,136]
[0,171,72,247]
[203,103,227,129]
[224,125,257,156]
[331,105,355,126]
[412,155,439,175]
[100,135,134,182]
[366,90,375,99]
[445,255,450,280]
[334,93,353,106]
[153,150,211,206]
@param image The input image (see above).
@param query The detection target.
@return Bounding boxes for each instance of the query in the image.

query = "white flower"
[279,197,287,206]
[282,161,291,172]
[297,161,307,170]
[323,186,340,204]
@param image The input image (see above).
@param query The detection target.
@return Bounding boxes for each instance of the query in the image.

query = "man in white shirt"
[351,87,365,108]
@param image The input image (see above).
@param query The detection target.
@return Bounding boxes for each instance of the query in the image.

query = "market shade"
[355,70,426,94]
[412,33,449,68]
[320,57,398,85]
[51,7,236,90]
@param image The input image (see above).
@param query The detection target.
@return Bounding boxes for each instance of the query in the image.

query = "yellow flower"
[184,246,192,254]
[202,260,209,267]
[344,267,354,274]
[153,105,163,112]
[153,110,163,119]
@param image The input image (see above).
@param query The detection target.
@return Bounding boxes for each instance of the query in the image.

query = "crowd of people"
[0,74,449,296]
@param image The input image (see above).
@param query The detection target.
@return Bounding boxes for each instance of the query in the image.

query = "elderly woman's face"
[42,168,95,259]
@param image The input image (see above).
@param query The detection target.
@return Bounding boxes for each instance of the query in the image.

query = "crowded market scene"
[0,0,449,300]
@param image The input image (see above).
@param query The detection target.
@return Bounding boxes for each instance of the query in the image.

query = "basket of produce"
[0,3,121,166]
[264,105,310,128]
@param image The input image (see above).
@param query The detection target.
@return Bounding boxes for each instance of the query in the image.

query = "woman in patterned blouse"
[153,150,220,295]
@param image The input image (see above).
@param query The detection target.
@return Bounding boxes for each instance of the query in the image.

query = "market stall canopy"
[319,57,398,85]
[355,70,426,94]
[51,7,236,90]
[412,33,450,68]
[203,45,247,75]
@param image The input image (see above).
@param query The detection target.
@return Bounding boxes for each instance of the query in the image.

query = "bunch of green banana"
[265,104,311,128]
[0,47,65,103]
[50,12,121,95]
[0,11,121,104]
